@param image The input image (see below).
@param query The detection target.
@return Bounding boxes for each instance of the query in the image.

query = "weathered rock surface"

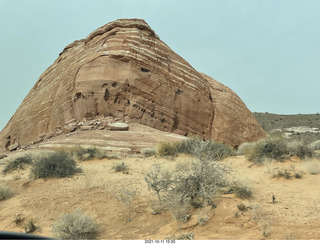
[0,18,265,152]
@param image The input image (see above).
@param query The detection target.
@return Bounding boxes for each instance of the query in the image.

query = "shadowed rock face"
[0,18,265,151]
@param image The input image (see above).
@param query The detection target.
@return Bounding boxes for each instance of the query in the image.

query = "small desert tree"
[114,188,137,222]
[144,141,232,221]
[144,164,173,204]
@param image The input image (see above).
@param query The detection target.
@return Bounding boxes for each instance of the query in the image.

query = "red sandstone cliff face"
[0,19,265,151]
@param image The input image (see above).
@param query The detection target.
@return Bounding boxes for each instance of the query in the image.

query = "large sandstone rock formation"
[0,18,265,151]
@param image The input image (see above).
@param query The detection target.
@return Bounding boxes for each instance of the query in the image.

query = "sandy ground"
[1,149,320,240]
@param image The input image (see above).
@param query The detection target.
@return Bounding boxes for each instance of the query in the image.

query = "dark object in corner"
[0,231,53,240]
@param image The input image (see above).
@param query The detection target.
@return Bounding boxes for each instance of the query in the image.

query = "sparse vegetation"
[177,136,233,161]
[112,162,129,172]
[266,164,304,179]
[156,142,178,157]
[173,158,231,208]
[2,154,33,174]
[71,146,108,161]
[145,164,172,204]
[142,148,156,157]
[13,214,25,225]
[272,167,293,179]
[304,160,320,175]
[237,203,249,212]
[145,139,233,222]
[287,140,314,159]
[52,208,100,240]
[24,220,37,233]
[114,188,137,222]
[240,135,317,163]
[309,140,320,150]
[244,136,289,163]
[295,172,304,179]
[30,151,81,179]
[253,112,320,144]
[197,210,209,225]
[0,184,13,201]
[232,180,252,199]
[155,137,234,160]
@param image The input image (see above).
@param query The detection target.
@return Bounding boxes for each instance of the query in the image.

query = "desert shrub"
[232,180,252,199]
[142,148,156,157]
[164,193,192,222]
[0,184,13,201]
[145,164,173,204]
[237,203,248,212]
[237,142,252,155]
[2,155,33,174]
[245,136,289,163]
[293,144,314,159]
[295,172,304,179]
[112,162,129,172]
[24,220,37,233]
[272,167,293,179]
[52,208,100,240]
[72,146,107,161]
[304,160,320,175]
[175,136,202,154]
[30,151,81,179]
[156,142,178,157]
[287,140,314,159]
[233,185,252,199]
[173,159,231,207]
[114,188,137,222]
[176,137,233,161]
[309,140,320,150]
[145,157,232,216]
[198,212,209,225]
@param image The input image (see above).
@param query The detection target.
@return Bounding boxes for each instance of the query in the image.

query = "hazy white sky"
[0,0,319,130]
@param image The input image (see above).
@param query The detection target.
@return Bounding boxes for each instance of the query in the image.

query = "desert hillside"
[253,112,320,143]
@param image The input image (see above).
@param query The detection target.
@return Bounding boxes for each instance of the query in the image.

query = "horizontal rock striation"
[0,18,265,151]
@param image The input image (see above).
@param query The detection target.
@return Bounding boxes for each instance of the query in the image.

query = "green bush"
[287,141,314,160]
[30,151,81,179]
[245,136,289,163]
[0,184,13,201]
[3,155,33,174]
[243,136,316,163]
[72,146,107,161]
[52,208,100,240]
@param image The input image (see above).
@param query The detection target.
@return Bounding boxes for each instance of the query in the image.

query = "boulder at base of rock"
[8,142,20,151]
[109,123,129,131]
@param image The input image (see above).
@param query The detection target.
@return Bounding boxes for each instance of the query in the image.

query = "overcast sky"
[0,0,319,130]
